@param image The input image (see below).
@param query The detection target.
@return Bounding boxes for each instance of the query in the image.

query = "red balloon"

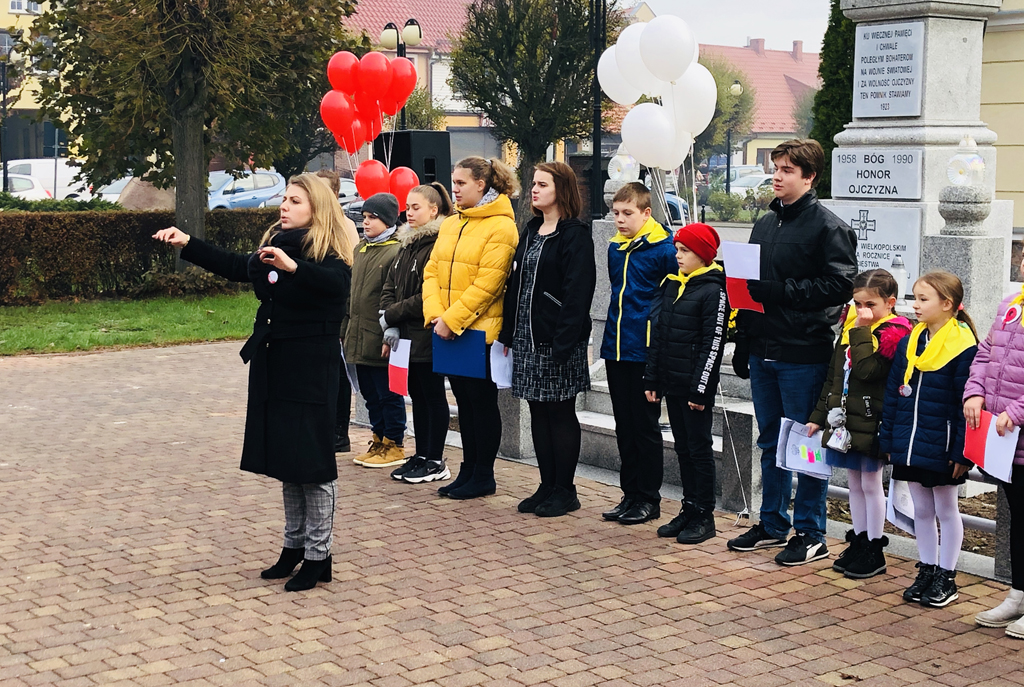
[353,88,379,119]
[327,51,360,94]
[341,118,365,154]
[389,57,418,103]
[320,90,354,136]
[355,160,391,200]
[389,167,420,212]
[363,114,382,142]
[380,95,400,117]
[358,52,393,99]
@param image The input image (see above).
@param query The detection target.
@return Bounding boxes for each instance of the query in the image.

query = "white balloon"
[640,16,696,83]
[597,47,641,106]
[658,130,693,170]
[620,103,676,169]
[692,39,700,66]
[615,23,663,97]
[665,63,718,136]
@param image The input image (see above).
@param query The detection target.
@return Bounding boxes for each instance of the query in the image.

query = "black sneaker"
[402,459,451,484]
[727,523,787,551]
[903,563,937,602]
[677,510,716,545]
[774,534,830,566]
[832,530,867,574]
[920,567,958,608]
[657,503,696,538]
[391,456,425,481]
[843,536,888,579]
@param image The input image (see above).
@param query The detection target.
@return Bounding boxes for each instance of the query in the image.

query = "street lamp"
[725,79,743,195]
[590,0,607,219]
[379,19,423,130]
[0,36,14,195]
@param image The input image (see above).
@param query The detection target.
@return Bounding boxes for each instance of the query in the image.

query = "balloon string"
[386,114,398,170]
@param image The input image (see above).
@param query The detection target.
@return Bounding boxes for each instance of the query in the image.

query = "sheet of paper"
[886,478,916,536]
[775,418,832,480]
[722,241,761,280]
[341,345,359,394]
[490,342,513,389]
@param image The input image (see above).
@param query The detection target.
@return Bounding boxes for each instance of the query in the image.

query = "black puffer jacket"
[735,190,858,364]
[498,216,596,363]
[644,268,729,407]
[380,218,442,363]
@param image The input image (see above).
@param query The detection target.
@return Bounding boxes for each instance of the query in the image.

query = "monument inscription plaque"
[832,148,923,200]
[853,21,924,118]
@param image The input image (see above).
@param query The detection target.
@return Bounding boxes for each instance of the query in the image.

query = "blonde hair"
[408,182,454,219]
[260,173,354,265]
[455,156,520,197]
[914,270,977,338]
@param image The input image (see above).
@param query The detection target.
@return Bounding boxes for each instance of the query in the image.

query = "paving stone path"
[1,342,1022,686]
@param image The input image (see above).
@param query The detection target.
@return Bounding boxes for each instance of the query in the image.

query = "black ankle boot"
[446,474,497,500]
[903,562,937,602]
[284,555,332,592]
[676,509,716,544]
[657,502,697,538]
[535,485,581,518]
[843,536,888,579]
[438,463,475,496]
[518,484,555,513]
[261,547,304,579]
[920,567,958,608]
[832,530,867,574]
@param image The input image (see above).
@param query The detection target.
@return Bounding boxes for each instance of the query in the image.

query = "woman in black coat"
[498,162,596,517]
[153,173,354,591]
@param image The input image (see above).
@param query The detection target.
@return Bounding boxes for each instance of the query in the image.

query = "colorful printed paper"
[775,418,832,480]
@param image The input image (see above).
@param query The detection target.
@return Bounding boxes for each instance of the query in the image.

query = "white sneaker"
[1007,615,1024,639]
[976,589,1024,628]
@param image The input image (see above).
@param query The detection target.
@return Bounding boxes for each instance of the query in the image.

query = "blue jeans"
[750,356,829,543]
[356,365,406,443]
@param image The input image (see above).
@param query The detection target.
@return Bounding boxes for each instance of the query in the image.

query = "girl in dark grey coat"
[153,173,354,592]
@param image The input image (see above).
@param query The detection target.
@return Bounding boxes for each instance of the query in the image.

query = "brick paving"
[1,341,1023,686]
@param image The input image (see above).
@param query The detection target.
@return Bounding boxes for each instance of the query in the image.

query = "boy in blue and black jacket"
[599,182,678,526]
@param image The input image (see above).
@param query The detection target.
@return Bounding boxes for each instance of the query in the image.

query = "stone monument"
[824,0,1012,330]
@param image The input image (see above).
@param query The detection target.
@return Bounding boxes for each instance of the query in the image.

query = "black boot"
[602,497,635,521]
[261,547,304,579]
[657,502,696,538]
[832,530,867,574]
[447,460,496,500]
[535,485,581,518]
[438,461,475,496]
[334,431,351,453]
[903,562,937,602]
[676,508,716,545]
[518,484,555,513]
[284,556,332,592]
[843,536,888,579]
[920,567,959,608]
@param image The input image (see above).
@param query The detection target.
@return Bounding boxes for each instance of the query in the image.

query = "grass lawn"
[0,292,259,355]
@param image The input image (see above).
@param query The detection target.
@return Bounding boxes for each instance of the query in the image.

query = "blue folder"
[432,330,487,379]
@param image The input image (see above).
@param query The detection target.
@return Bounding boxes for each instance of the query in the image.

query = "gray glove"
[383,327,400,350]
[378,310,389,332]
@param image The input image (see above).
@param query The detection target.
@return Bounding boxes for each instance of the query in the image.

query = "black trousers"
[1002,464,1024,590]
[335,361,351,441]
[528,398,581,489]
[408,362,449,462]
[606,360,663,504]
[448,374,501,479]
[665,395,716,512]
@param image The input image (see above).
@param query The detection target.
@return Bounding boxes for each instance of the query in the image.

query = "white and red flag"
[388,338,411,396]
[964,409,1018,483]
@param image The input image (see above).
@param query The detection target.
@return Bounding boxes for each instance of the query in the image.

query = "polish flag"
[388,338,411,396]
[964,409,1018,483]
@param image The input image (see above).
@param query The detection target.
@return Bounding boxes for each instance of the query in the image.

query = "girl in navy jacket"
[879,271,977,609]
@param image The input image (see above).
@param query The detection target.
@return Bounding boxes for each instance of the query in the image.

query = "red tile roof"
[344,0,474,52]
[700,40,820,135]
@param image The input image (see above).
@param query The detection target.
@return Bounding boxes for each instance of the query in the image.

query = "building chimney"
[749,38,765,56]
[792,40,803,61]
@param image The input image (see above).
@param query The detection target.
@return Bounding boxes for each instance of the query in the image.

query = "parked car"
[95,176,132,203]
[7,158,92,200]
[262,177,359,207]
[728,173,774,197]
[664,193,690,225]
[208,170,285,210]
[344,199,365,227]
[5,173,52,200]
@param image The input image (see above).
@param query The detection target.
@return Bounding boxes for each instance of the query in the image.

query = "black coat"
[498,217,596,363]
[380,219,441,363]
[735,190,858,364]
[180,229,351,484]
[644,269,729,406]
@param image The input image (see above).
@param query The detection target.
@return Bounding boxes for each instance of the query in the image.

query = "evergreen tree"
[809,0,855,199]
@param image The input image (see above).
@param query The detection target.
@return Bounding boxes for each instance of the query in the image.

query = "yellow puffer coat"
[422,194,519,343]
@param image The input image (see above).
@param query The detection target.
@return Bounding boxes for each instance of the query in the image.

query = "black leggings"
[528,399,581,489]
[448,375,501,479]
[1003,464,1024,590]
[408,362,449,462]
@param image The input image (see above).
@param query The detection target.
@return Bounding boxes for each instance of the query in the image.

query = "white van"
[6,158,93,200]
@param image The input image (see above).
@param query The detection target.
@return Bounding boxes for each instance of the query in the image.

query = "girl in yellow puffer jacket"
[423,156,520,499]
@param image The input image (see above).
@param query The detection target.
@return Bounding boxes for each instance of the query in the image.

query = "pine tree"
[809,0,855,199]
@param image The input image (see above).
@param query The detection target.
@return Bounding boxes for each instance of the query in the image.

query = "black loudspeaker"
[372,130,452,195]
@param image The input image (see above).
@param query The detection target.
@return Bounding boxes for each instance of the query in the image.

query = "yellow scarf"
[839,307,897,349]
[902,318,977,387]
[662,262,723,302]
[609,216,670,249]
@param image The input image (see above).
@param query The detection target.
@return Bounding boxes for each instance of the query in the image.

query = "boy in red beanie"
[644,223,729,544]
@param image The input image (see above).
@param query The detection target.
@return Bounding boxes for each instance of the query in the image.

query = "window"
[9,163,30,175]
[8,177,33,192]
[27,1,40,12]
[9,0,23,11]
[254,173,277,190]
[229,176,255,194]
[0,32,11,58]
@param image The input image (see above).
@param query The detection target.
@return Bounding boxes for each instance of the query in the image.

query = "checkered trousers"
[282,481,336,561]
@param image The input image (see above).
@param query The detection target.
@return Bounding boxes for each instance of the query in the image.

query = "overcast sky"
[641,0,831,52]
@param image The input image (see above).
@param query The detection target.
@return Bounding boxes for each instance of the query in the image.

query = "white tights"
[848,468,885,540]
[908,482,963,571]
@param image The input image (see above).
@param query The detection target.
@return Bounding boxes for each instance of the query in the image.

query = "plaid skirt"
[511,341,590,402]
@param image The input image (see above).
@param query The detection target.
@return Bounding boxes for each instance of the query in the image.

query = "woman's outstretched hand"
[152,226,190,247]
[258,247,298,273]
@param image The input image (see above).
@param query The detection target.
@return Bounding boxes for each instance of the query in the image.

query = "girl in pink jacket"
[964,270,1024,638]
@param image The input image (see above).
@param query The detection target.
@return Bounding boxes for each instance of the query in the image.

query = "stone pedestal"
[498,390,535,461]
[921,234,1004,329]
[589,219,616,357]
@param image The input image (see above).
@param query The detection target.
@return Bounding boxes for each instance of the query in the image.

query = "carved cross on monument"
[853,209,876,242]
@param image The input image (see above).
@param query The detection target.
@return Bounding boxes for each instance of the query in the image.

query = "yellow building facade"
[983,3,1024,231]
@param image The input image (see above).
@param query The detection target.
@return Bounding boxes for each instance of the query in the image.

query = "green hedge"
[0,192,123,212]
[0,208,280,304]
